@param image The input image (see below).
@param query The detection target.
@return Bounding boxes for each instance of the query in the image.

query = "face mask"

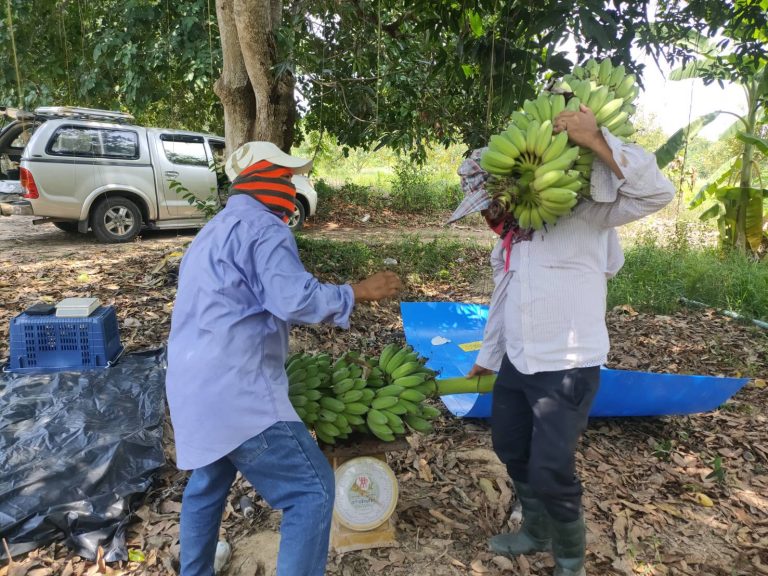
[485,214,506,236]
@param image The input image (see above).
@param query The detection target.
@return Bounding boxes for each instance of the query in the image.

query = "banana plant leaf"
[699,202,722,221]
[736,132,768,156]
[655,111,721,169]
[689,155,741,208]
[746,188,767,251]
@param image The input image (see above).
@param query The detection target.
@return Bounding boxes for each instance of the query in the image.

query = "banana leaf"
[655,111,721,168]
[746,188,767,251]
[736,132,768,156]
[689,155,741,208]
[668,60,716,81]
[698,202,722,221]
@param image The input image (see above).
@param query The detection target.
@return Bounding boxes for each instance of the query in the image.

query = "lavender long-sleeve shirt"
[166,195,355,470]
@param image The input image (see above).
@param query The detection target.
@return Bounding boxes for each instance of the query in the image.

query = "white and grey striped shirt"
[475,129,676,375]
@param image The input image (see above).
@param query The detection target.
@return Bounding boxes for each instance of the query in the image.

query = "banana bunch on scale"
[481,57,639,230]
[286,345,441,445]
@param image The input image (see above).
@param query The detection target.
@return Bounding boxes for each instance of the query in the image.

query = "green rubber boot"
[551,514,586,576]
[489,481,551,556]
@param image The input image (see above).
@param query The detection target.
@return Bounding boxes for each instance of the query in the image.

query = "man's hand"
[553,104,602,149]
[352,271,402,302]
[554,103,624,179]
[467,364,496,378]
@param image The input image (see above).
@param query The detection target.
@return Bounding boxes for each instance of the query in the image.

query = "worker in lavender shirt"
[166,141,402,576]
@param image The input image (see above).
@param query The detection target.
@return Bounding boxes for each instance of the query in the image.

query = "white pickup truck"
[2,107,317,242]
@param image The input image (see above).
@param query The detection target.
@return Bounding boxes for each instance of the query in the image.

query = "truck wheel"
[287,199,306,231]
[91,196,142,243]
[53,222,80,234]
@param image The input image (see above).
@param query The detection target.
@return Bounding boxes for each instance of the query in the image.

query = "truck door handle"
[165,171,179,178]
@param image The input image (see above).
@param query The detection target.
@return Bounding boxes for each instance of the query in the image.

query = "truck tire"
[287,199,306,231]
[91,196,143,243]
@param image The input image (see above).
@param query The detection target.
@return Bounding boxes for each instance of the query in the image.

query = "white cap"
[224,141,312,180]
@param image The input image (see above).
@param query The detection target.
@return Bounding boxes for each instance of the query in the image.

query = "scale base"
[330,514,398,554]
[324,438,408,553]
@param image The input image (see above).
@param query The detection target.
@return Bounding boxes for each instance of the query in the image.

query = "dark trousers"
[491,354,600,522]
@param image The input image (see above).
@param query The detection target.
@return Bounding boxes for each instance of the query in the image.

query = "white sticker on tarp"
[431,336,451,346]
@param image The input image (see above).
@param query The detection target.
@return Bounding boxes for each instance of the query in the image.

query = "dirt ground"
[1,212,767,576]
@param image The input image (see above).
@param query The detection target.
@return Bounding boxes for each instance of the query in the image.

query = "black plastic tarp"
[0,349,166,561]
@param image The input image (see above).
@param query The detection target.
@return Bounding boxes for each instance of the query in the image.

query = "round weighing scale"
[333,456,399,531]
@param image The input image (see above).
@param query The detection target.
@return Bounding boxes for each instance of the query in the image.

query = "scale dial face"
[333,456,399,532]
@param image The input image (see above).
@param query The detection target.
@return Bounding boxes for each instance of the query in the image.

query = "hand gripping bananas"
[480,57,639,232]
[286,344,441,445]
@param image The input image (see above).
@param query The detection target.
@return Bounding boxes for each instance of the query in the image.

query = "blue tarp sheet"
[400,302,749,418]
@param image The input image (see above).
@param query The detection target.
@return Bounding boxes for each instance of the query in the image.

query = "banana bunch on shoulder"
[479,57,640,231]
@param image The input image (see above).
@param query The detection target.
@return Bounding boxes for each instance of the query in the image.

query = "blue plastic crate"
[8,306,124,372]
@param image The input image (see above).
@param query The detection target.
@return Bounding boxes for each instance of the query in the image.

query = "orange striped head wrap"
[230,160,296,222]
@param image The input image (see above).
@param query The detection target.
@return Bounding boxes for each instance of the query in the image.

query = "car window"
[11,126,34,149]
[160,135,208,166]
[47,126,139,159]
[209,140,226,165]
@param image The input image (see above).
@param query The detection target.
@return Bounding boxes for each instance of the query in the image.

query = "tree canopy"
[2,0,764,159]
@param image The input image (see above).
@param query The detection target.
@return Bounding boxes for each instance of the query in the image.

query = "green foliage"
[608,234,768,321]
[292,0,651,160]
[168,179,222,221]
[654,2,767,253]
[295,235,486,285]
[388,164,461,214]
[0,0,222,133]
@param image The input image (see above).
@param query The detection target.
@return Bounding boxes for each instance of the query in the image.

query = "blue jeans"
[179,421,335,576]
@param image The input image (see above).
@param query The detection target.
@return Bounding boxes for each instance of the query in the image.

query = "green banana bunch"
[286,346,441,445]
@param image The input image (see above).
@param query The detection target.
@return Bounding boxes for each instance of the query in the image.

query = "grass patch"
[296,234,487,285]
[608,237,768,321]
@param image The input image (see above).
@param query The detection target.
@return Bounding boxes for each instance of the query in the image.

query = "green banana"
[594,97,624,124]
[535,93,552,122]
[376,384,405,397]
[378,343,399,370]
[598,58,613,84]
[540,131,569,164]
[614,74,636,99]
[532,170,565,192]
[371,396,399,410]
[340,389,364,403]
[529,206,544,230]
[333,378,355,395]
[420,405,441,419]
[384,346,412,375]
[510,111,530,131]
[586,85,610,114]
[405,414,433,433]
[503,123,528,152]
[534,146,579,178]
[390,361,421,380]
[550,94,566,119]
[539,187,578,203]
[344,402,369,415]
[523,99,540,122]
[316,421,340,438]
[525,120,540,154]
[366,409,389,426]
[534,120,554,157]
[489,134,520,159]
[609,64,626,87]
[394,373,428,388]
[367,422,395,442]
[399,389,426,403]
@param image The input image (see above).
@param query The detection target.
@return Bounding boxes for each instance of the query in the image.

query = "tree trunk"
[214,0,296,156]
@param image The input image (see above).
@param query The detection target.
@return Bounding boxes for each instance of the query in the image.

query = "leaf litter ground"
[0,216,766,576]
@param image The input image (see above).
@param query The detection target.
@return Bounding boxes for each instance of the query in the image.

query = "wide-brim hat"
[225,141,312,180]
